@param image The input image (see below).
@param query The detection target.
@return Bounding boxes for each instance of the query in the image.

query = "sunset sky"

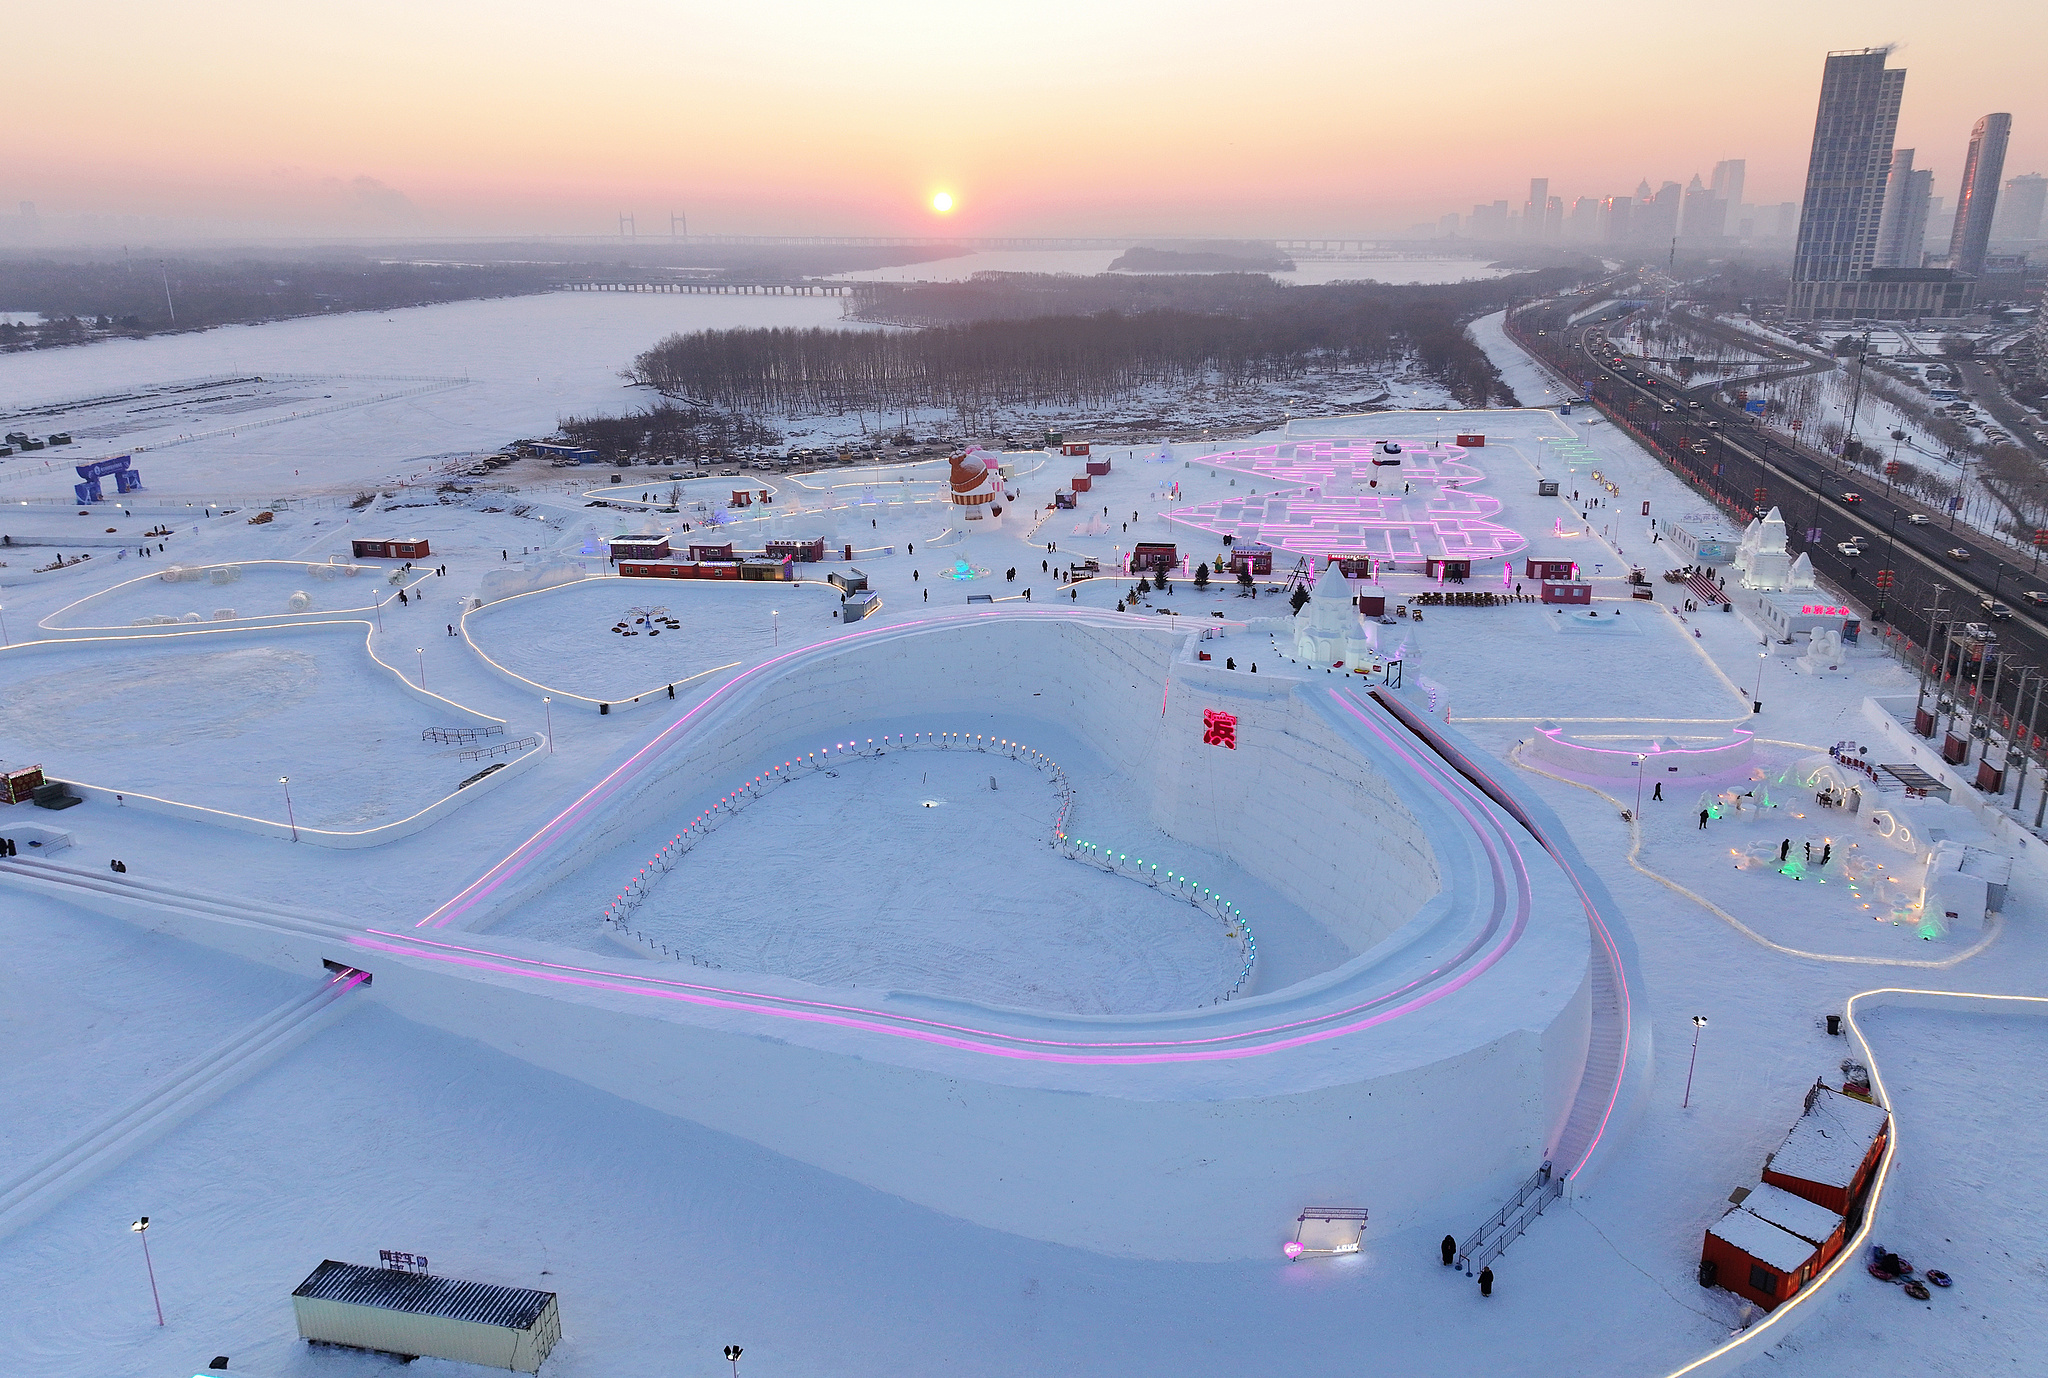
[6,0,2043,239]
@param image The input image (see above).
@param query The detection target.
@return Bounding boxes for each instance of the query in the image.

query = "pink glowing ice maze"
[1165,439,1526,568]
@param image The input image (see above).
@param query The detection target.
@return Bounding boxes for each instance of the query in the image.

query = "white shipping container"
[291,1259,560,1372]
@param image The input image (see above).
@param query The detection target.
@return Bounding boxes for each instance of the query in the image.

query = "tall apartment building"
[1524,178,1550,239]
[1873,149,1934,267]
[1681,175,1726,240]
[1711,160,1747,220]
[1602,196,1634,243]
[1568,196,1600,241]
[1946,113,2012,274]
[1787,48,1970,320]
[1992,173,2046,241]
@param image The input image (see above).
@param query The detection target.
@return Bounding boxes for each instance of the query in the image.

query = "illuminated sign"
[1800,605,1852,616]
[1202,709,1238,750]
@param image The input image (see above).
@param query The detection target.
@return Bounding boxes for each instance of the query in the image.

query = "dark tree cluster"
[629,267,1587,417]
[556,401,780,462]
[0,257,570,342]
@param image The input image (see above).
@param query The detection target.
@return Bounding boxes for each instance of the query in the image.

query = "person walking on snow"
[1778,838,1791,864]
[1440,1235,1457,1267]
[1651,781,1663,801]
[1478,1267,1494,1297]
[1698,808,1710,830]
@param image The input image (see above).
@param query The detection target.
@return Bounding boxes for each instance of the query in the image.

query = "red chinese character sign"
[1202,709,1238,749]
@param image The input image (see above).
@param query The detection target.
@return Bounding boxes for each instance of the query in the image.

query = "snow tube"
[1903,1280,1931,1300]
[1926,1270,1953,1288]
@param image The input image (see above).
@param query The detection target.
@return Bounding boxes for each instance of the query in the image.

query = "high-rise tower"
[1946,113,2012,275]
[1525,178,1550,239]
[1993,173,2046,241]
[1873,149,1934,267]
[1790,49,1904,289]
[1784,48,1968,318]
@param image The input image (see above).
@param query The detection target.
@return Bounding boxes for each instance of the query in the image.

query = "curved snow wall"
[70,612,1590,1263]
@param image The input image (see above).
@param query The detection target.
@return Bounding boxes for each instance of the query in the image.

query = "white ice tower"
[1735,507,1814,592]
[1293,559,1378,667]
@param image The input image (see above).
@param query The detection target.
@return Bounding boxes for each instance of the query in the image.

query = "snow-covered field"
[467,576,842,703]
[0,623,492,826]
[612,748,1243,1013]
[1,296,2043,1378]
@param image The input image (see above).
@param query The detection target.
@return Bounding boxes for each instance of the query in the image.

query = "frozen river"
[0,291,866,498]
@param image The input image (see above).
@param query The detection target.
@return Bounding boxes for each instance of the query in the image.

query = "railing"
[424,725,504,744]
[1455,1160,1562,1275]
[459,735,539,762]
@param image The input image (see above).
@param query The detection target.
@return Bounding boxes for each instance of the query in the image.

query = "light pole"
[543,696,554,753]
[279,776,298,842]
[416,648,426,689]
[724,1345,744,1377]
[1682,1015,1708,1108]
[1752,649,1767,714]
[131,1217,164,1326]
[772,608,779,646]
[1634,755,1647,819]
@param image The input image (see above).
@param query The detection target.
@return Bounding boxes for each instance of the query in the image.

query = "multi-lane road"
[1510,289,2048,736]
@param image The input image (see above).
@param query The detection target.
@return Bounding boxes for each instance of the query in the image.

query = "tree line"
[629,267,1592,420]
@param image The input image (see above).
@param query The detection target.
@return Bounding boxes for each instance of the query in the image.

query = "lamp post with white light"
[543,696,554,753]
[1683,1015,1708,1108]
[416,648,426,689]
[1634,754,1647,819]
[1752,650,1767,714]
[279,776,298,842]
[131,1217,164,1326]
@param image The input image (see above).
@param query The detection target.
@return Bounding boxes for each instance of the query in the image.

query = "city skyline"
[1,0,2043,240]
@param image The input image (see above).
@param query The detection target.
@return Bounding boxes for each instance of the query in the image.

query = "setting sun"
[931,191,954,213]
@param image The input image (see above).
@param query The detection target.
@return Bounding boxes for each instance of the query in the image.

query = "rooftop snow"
[1768,1085,1889,1191]
[1738,1182,1844,1248]
[1707,1207,1819,1274]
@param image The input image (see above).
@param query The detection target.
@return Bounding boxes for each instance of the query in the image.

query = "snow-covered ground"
[1,298,2043,1378]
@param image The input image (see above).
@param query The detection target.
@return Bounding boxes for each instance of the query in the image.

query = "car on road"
[1836,540,1866,557]
[1706,420,1723,429]
[2024,591,2048,607]
[1907,514,1931,525]
[1947,547,1972,561]
[1981,597,2014,620]
[1837,492,1863,505]
[1688,400,1702,408]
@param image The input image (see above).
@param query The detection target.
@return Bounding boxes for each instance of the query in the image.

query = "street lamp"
[724,1345,744,1377]
[416,648,426,689]
[543,696,554,753]
[131,1217,164,1326]
[1682,1015,1708,1109]
[1634,754,1647,819]
[279,776,297,842]
[1752,649,1767,714]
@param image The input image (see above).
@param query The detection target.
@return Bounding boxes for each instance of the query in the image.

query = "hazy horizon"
[5,0,2044,243]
